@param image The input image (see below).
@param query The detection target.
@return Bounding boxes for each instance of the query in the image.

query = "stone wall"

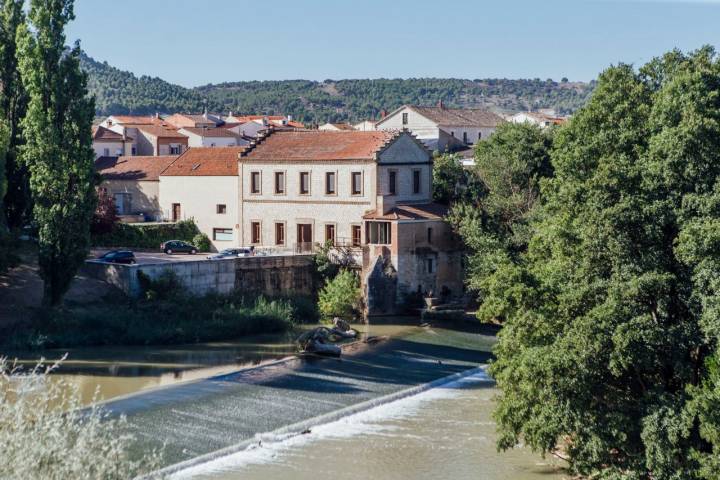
[83,255,315,299]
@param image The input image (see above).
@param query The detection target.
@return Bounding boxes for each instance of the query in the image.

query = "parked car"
[207,248,253,260]
[161,240,198,255]
[97,250,136,264]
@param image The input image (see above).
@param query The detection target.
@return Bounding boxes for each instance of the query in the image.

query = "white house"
[92,126,132,158]
[318,122,355,131]
[374,102,504,153]
[510,111,567,128]
[353,120,377,131]
[178,127,249,147]
[159,147,246,250]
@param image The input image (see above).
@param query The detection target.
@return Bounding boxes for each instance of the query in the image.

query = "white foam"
[171,368,492,479]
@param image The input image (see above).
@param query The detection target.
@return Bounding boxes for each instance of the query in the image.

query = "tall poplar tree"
[0,0,27,229]
[17,0,96,306]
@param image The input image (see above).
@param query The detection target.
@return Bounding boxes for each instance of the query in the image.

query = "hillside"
[81,53,595,123]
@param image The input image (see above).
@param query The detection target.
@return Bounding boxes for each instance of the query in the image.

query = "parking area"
[90,249,209,265]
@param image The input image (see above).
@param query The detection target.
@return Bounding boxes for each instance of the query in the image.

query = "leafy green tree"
[450,122,552,322]
[489,47,720,479]
[432,152,485,205]
[17,0,96,306]
[318,269,360,320]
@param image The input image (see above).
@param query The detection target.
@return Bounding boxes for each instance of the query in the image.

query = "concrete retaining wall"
[83,255,315,298]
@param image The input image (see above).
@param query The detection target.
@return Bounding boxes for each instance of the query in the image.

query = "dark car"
[98,250,136,264]
[161,240,197,255]
[207,248,252,260]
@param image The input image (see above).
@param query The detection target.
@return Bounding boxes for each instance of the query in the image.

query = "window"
[413,170,421,194]
[213,228,233,241]
[402,112,408,125]
[275,222,285,245]
[450,131,455,137]
[388,170,397,195]
[325,171,336,195]
[131,146,137,155]
[170,145,182,155]
[478,132,482,140]
[427,227,433,243]
[299,171,310,195]
[274,171,285,194]
[325,224,336,245]
[251,221,261,244]
[171,203,181,222]
[367,222,391,244]
[113,193,131,215]
[250,171,261,194]
[216,204,227,214]
[103,148,110,156]
[351,172,362,195]
[426,257,435,274]
[352,225,362,247]
[463,131,468,144]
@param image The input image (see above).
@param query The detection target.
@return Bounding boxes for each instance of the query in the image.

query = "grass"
[2,284,318,350]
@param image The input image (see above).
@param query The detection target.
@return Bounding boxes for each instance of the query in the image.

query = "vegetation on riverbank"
[2,272,318,349]
[455,46,720,479]
[0,357,162,479]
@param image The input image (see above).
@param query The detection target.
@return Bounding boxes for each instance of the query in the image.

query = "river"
[4,320,568,479]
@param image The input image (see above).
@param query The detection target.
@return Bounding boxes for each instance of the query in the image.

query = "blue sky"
[67,0,720,87]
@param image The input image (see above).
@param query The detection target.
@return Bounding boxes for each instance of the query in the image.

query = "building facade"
[375,102,504,153]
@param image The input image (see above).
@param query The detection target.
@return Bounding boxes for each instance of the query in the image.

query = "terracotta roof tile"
[92,125,127,141]
[242,130,397,161]
[161,146,247,176]
[108,115,156,125]
[131,124,189,139]
[95,155,177,181]
[363,203,448,221]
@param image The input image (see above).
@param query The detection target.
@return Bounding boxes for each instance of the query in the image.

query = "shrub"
[0,229,19,274]
[90,188,118,235]
[92,218,201,249]
[192,232,212,252]
[0,357,162,479]
[318,269,361,321]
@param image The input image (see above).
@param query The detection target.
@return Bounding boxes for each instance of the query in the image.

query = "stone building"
[95,155,177,221]
[375,102,504,153]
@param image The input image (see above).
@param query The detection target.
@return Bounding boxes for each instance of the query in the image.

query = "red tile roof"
[92,125,128,141]
[108,115,156,125]
[321,122,355,130]
[231,115,285,123]
[241,130,398,161]
[161,146,247,176]
[131,124,189,139]
[363,203,448,221]
[164,113,218,128]
[95,155,177,181]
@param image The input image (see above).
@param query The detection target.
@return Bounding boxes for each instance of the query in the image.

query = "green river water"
[5,321,568,480]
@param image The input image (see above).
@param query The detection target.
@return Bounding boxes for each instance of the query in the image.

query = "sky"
[67,0,720,87]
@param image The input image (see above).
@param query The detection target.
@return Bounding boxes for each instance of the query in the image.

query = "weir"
[101,326,494,470]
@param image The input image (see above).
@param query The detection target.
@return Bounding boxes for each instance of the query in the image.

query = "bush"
[318,269,361,321]
[192,232,212,252]
[91,218,201,249]
[0,357,162,479]
[90,188,118,235]
[0,229,19,274]
[3,291,313,349]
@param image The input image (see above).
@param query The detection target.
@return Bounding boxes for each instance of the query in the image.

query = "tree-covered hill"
[81,52,595,123]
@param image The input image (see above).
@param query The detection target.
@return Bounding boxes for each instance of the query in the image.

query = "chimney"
[262,116,268,126]
[287,114,293,122]
[380,109,387,119]
[437,99,445,109]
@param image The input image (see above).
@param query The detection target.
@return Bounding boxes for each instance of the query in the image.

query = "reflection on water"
[2,322,425,405]
[175,371,567,480]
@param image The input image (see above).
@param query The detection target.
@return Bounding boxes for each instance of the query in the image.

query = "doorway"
[296,223,312,253]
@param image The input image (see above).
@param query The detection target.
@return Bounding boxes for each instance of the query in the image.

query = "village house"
[178,126,248,147]
[95,155,177,221]
[159,147,246,248]
[101,114,188,156]
[353,120,377,131]
[510,111,567,128]
[238,129,463,313]
[92,126,132,159]
[318,122,355,131]
[374,102,504,152]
